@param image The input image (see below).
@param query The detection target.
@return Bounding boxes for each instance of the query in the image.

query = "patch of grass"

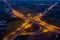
[44,17,60,27]
[4,19,24,36]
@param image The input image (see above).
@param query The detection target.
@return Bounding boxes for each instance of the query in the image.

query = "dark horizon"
[0,0,60,2]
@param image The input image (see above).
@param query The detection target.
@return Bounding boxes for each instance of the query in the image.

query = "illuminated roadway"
[3,0,60,40]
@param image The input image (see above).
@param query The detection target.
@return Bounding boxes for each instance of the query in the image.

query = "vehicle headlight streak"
[3,0,60,40]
